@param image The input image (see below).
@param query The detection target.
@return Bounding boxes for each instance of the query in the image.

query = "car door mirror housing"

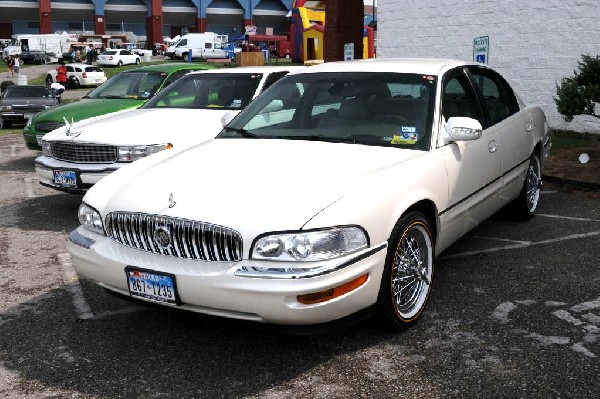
[221,110,239,127]
[442,117,483,145]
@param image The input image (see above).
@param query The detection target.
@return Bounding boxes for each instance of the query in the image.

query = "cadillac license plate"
[125,268,178,305]
[53,170,77,187]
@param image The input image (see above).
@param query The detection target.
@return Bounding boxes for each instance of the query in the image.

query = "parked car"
[23,63,214,150]
[67,58,551,330]
[36,66,302,194]
[19,50,52,64]
[96,49,141,67]
[0,85,58,128]
[45,63,107,88]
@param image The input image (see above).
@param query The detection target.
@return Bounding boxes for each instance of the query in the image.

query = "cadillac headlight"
[252,226,368,262]
[41,140,52,156]
[78,203,104,235]
[117,143,172,162]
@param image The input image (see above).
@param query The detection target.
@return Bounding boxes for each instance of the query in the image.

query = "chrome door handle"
[526,122,533,132]
[488,140,498,153]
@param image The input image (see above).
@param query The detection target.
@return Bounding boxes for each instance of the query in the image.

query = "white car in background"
[45,63,107,87]
[97,49,141,67]
[67,58,551,331]
[35,65,303,194]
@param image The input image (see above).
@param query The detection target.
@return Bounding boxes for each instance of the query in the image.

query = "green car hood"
[31,98,146,124]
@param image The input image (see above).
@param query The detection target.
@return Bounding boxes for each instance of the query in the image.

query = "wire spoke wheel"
[525,155,541,213]
[374,212,434,331]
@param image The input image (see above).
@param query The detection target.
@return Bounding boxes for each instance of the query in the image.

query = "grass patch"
[548,129,600,150]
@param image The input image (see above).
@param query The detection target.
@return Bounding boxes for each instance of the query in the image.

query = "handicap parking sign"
[473,36,489,64]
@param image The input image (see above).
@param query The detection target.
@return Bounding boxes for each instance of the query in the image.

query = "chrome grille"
[13,104,46,112]
[50,141,117,163]
[105,212,243,262]
[34,121,65,132]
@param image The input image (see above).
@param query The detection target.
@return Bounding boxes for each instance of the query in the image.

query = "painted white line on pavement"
[440,231,600,259]
[538,213,600,223]
[58,252,94,320]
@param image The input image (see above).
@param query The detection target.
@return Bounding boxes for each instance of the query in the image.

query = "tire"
[373,212,434,331]
[509,152,542,220]
[45,74,53,86]
[117,60,123,67]
[285,54,291,59]
[135,58,140,65]
[182,53,189,62]
[0,117,10,129]
[71,78,80,89]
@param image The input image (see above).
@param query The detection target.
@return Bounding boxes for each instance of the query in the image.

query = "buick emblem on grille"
[153,226,172,249]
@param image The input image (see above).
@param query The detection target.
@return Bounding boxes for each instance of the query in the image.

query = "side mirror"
[221,110,240,127]
[442,117,482,145]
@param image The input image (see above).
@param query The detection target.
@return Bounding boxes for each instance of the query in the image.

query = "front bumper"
[1,112,29,125]
[35,155,122,194]
[68,227,387,325]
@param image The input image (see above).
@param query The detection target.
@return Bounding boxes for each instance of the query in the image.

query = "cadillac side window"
[468,68,519,125]
[442,74,482,125]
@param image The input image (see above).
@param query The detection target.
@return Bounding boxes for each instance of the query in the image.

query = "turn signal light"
[297,273,369,304]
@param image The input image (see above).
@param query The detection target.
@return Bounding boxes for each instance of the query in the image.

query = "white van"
[170,33,228,61]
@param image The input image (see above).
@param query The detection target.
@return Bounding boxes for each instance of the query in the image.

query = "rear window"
[85,66,104,73]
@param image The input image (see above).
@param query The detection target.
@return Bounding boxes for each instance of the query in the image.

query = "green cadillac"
[23,63,213,151]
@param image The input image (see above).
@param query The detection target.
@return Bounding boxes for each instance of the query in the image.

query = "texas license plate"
[125,267,178,305]
[53,170,77,187]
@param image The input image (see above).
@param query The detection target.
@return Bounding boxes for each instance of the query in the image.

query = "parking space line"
[58,253,94,320]
[538,213,600,223]
[441,231,600,259]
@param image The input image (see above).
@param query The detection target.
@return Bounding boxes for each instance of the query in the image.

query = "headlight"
[78,203,105,235]
[41,140,52,156]
[251,226,368,262]
[117,143,172,162]
[25,118,32,128]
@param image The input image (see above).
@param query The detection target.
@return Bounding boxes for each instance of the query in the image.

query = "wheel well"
[403,200,438,245]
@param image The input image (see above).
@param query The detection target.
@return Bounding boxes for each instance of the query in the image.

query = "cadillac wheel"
[375,212,434,331]
[511,152,542,220]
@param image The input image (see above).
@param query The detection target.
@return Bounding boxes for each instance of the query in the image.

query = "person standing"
[12,55,20,75]
[7,56,14,77]
[56,59,68,87]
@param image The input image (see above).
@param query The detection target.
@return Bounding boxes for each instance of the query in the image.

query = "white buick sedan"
[36,66,301,194]
[68,58,551,331]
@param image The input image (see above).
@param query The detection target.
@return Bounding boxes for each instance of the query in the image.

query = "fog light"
[297,273,369,304]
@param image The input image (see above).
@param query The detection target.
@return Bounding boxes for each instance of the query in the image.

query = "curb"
[543,175,600,192]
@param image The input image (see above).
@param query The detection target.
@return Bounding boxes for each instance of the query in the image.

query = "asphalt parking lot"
[0,134,598,398]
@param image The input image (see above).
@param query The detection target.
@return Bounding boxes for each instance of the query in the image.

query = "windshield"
[143,73,262,110]
[4,86,53,98]
[85,71,166,100]
[219,72,437,150]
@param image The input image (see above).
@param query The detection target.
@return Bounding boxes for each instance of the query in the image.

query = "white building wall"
[377,0,600,133]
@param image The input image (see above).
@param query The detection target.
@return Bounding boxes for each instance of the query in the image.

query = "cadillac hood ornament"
[63,117,82,137]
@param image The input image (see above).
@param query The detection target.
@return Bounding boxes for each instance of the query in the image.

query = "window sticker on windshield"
[391,127,418,145]
[231,99,242,108]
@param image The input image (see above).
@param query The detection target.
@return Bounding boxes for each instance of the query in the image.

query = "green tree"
[555,55,600,122]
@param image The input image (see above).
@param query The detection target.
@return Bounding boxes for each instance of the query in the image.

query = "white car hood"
[97,139,424,232]
[43,108,232,149]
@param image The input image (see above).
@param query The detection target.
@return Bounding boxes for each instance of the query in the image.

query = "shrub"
[555,55,600,122]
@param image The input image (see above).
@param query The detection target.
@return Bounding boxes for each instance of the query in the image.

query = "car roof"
[288,58,475,76]
[187,65,305,76]
[122,63,214,74]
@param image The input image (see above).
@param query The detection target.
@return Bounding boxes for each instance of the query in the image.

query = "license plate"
[53,170,77,187]
[125,267,178,305]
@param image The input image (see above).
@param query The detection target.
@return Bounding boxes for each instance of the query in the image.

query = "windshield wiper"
[98,95,127,99]
[223,126,257,138]
[274,135,356,144]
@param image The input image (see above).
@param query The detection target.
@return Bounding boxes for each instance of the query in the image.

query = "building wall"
[377,0,600,133]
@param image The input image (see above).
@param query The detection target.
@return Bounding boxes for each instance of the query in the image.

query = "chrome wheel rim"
[391,223,432,319]
[526,156,541,212]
